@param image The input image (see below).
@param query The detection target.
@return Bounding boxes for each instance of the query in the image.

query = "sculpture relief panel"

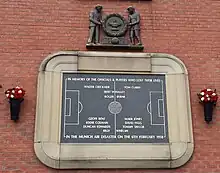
[86,5,144,50]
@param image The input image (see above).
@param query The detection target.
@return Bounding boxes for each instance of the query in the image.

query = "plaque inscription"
[61,73,169,143]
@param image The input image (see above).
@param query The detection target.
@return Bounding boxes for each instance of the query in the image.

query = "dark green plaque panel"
[61,73,169,143]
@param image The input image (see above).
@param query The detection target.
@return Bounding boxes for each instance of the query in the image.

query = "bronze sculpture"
[87,5,103,44]
[127,6,142,45]
[86,5,143,50]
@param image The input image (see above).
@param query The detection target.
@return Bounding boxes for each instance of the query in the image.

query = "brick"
[0,0,220,172]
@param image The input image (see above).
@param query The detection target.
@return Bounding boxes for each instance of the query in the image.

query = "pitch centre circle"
[108,101,122,114]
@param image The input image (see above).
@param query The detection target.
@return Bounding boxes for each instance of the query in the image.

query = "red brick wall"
[0,0,220,172]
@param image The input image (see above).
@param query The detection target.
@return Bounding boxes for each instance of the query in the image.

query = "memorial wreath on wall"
[5,86,25,122]
[198,88,218,123]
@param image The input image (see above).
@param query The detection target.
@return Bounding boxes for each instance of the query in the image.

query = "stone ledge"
[59,144,171,160]
[34,141,194,169]
[86,44,144,51]
[78,56,151,72]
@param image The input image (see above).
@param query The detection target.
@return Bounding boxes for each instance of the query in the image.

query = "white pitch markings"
[158,99,164,117]
[149,91,164,125]
[64,90,80,125]
[114,115,117,136]
[63,78,67,137]
[114,81,116,136]
[146,102,151,114]
[114,81,116,102]
[149,87,166,137]
[65,98,71,116]
[79,102,83,113]
[63,77,82,137]
[161,80,166,137]
[107,81,122,136]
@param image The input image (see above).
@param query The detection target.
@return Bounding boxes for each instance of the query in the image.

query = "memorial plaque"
[61,73,169,143]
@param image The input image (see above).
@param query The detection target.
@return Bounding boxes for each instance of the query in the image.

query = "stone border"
[34,51,193,169]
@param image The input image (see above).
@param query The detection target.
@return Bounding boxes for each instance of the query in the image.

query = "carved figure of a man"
[127,6,142,45]
[87,5,103,44]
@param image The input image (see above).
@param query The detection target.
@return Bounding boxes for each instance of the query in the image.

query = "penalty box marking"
[64,77,81,126]
[148,91,166,137]
[149,91,165,125]
[65,90,80,125]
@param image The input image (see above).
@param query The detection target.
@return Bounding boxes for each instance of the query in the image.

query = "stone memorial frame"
[34,51,194,169]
